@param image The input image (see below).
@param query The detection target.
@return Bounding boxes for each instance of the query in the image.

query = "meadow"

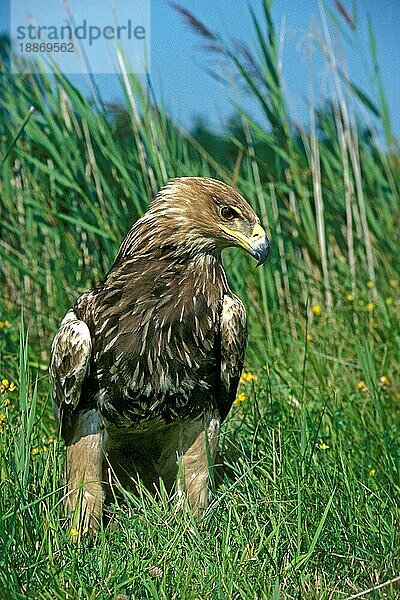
[0,2,399,598]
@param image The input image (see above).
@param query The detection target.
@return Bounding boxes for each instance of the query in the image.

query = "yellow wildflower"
[369,469,376,477]
[70,528,79,537]
[306,334,314,343]
[356,380,368,392]
[389,279,398,288]
[365,303,375,313]
[312,304,321,316]
[31,447,41,455]
[0,320,10,328]
[318,442,329,450]
[379,375,390,390]
[0,380,16,394]
[240,372,257,384]
[367,280,375,288]
[386,297,393,305]
[346,293,354,302]
[234,392,246,404]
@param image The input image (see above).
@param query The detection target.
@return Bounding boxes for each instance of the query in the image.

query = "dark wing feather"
[49,309,92,418]
[219,294,247,421]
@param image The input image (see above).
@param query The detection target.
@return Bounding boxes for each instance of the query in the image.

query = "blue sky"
[2,0,399,140]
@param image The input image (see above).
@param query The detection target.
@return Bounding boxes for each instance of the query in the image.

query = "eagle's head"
[149,177,270,266]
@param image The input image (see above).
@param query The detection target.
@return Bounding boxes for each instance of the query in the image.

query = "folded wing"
[49,309,92,420]
[219,294,247,421]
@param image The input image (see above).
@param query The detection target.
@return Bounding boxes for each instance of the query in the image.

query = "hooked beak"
[219,222,270,266]
[249,224,270,267]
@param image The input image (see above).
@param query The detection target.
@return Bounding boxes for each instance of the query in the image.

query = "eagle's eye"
[221,206,240,221]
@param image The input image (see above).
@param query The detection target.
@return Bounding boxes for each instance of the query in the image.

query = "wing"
[49,309,92,420]
[218,294,247,421]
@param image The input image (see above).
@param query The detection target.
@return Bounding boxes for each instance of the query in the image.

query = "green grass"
[1,316,399,598]
[1,1,400,597]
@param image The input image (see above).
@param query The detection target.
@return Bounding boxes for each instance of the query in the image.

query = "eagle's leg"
[63,409,105,535]
[178,417,220,513]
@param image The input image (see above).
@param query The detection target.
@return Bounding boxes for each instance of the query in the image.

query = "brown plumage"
[50,177,269,533]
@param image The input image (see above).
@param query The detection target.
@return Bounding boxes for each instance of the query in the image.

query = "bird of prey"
[50,177,269,533]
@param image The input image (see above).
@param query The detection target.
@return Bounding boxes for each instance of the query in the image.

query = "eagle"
[50,177,269,533]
